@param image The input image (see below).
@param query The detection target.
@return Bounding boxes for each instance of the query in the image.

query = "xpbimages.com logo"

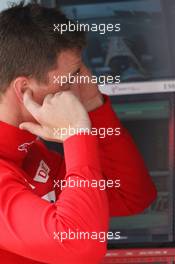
[54,178,121,191]
[53,126,121,139]
[53,230,121,243]
[53,21,121,35]
[53,73,120,86]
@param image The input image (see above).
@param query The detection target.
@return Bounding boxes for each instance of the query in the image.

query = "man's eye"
[69,76,75,83]
[69,74,80,83]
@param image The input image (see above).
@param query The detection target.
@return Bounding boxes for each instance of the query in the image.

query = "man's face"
[33,48,82,103]
[23,48,83,122]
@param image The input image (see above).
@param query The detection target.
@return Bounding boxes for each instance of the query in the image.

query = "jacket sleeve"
[89,95,157,217]
[0,134,109,264]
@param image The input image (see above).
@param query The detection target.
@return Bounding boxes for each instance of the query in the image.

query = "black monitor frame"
[108,91,175,249]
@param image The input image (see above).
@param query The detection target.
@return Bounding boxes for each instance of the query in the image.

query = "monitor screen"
[61,0,175,83]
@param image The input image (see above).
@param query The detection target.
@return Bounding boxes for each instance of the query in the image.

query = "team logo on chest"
[34,160,50,183]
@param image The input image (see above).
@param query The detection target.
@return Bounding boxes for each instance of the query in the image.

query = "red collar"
[0,121,37,165]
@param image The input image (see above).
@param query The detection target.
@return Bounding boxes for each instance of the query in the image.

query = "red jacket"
[0,95,157,264]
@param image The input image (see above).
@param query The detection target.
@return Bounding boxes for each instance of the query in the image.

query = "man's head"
[0,1,86,125]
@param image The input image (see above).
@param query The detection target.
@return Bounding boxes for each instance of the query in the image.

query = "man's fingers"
[19,122,43,137]
[23,89,41,119]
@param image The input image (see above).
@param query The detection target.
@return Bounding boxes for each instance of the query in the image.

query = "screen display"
[62,0,175,82]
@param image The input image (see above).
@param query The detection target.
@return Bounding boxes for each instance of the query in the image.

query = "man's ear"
[13,77,29,103]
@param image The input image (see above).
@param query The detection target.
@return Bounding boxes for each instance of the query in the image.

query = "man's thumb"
[19,122,43,137]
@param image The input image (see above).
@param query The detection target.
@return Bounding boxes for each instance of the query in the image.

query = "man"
[0,2,157,264]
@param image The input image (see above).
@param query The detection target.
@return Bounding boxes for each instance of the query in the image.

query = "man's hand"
[19,89,91,142]
[70,64,104,112]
